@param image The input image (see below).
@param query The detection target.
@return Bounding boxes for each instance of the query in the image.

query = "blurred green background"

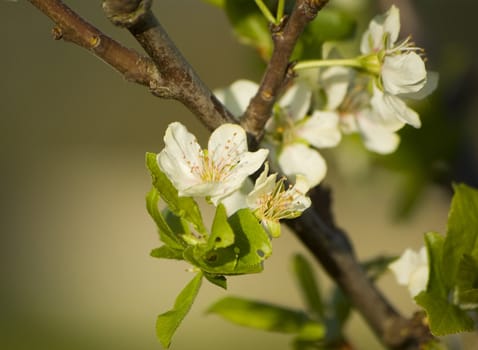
[1,0,477,349]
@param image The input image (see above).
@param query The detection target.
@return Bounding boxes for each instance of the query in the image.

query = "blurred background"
[1,0,477,349]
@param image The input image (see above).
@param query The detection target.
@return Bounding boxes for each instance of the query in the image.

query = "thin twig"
[28,0,158,87]
[241,0,329,141]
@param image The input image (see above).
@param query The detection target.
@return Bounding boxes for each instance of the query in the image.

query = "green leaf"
[208,296,325,339]
[146,188,185,250]
[204,273,227,290]
[208,203,235,250]
[146,152,206,234]
[415,291,474,336]
[455,254,478,309]
[184,208,272,275]
[292,254,324,318]
[415,232,474,335]
[224,0,273,59]
[442,183,478,288]
[150,246,184,260]
[156,272,203,348]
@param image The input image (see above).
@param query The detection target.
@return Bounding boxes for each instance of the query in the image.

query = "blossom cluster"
[216,5,437,189]
[157,122,311,237]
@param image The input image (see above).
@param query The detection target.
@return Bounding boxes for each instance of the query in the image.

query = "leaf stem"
[255,0,277,24]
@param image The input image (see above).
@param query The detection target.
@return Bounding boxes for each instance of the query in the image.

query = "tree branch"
[102,0,236,130]
[28,0,158,87]
[241,0,329,141]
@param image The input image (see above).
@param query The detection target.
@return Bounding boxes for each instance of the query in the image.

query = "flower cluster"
[157,122,311,237]
[216,5,436,189]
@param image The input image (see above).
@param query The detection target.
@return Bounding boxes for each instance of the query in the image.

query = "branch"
[102,0,236,130]
[241,0,329,141]
[28,0,158,87]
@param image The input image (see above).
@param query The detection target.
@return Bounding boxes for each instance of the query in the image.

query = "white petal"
[408,265,429,297]
[321,66,351,110]
[371,86,419,129]
[360,5,400,53]
[296,111,342,148]
[220,178,253,216]
[356,113,400,154]
[214,80,258,117]
[279,82,312,121]
[400,71,439,100]
[157,122,203,191]
[278,144,327,188]
[382,53,426,95]
[208,124,248,164]
[389,249,421,285]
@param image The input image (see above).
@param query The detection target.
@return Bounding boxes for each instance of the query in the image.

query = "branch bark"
[26,1,433,348]
[241,0,329,141]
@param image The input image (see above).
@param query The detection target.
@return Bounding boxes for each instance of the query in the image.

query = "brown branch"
[28,0,158,87]
[102,0,236,131]
[241,0,329,141]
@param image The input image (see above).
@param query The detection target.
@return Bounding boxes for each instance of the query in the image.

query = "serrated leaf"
[455,254,478,309]
[204,273,227,290]
[150,246,184,260]
[146,188,185,250]
[292,254,324,318]
[146,152,207,234]
[442,183,478,288]
[208,296,324,339]
[424,231,447,298]
[208,203,235,250]
[156,272,203,348]
[415,291,474,336]
[224,0,272,59]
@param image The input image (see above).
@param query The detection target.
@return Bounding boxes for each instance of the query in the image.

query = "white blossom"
[247,164,311,237]
[157,122,268,204]
[389,246,429,298]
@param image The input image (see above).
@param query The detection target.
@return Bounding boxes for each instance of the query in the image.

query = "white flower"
[247,164,311,237]
[157,122,268,204]
[216,80,341,188]
[360,5,427,96]
[389,246,429,298]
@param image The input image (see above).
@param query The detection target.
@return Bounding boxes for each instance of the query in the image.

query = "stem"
[294,58,364,70]
[255,0,277,24]
[276,0,285,22]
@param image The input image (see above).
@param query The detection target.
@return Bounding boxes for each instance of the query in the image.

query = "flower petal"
[400,71,439,100]
[208,124,248,164]
[356,112,400,154]
[382,52,426,95]
[360,5,400,53]
[320,66,351,110]
[279,82,312,121]
[278,144,326,188]
[296,111,342,148]
[157,122,203,191]
[371,86,419,129]
[214,80,258,117]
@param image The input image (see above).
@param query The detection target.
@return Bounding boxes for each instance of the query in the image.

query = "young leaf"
[455,254,478,309]
[292,253,324,318]
[156,272,203,348]
[441,183,478,288]
[415,232,474,335]
[204,273,227,290]
[208,296,325,339]
[146,188,185,250]
[208,203,235,250]
[146,152,207,234]
[150,246,184,260]
[414,291,474,336]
